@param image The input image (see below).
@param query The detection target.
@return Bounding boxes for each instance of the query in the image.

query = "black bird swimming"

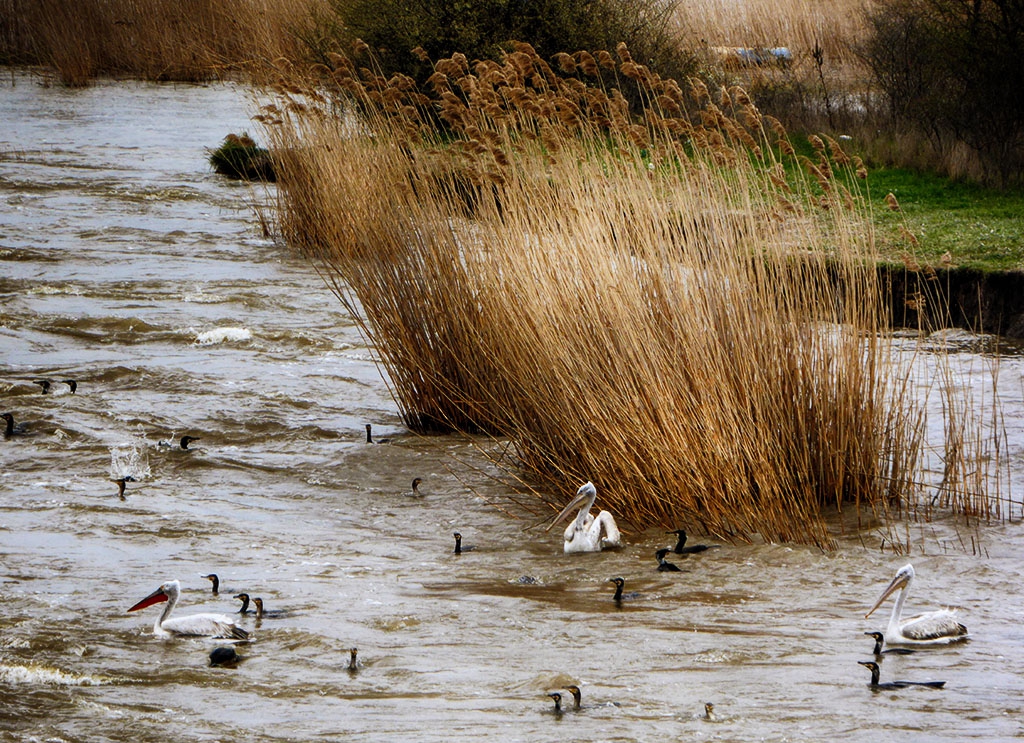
[454,532,476,555]
[858,661,946,690]
[234,593,251,614]
[547,692,563,714]
[180,435,200,450]
[364,424,391,444]
[408,477,423,497]
[666,529,718,554]
[347,647,359,672]
[565,685,582,710]
[2,413,27,438]
[865,631,915,657]
[203,574,220,595]
[35,380,51,394]
[209,646,242,667]
[252,597,288,619]
[112,476,135,500]
[704,702,717,721]
[655,548,683,572]
[609,577,640,604]
[63,379,77,394]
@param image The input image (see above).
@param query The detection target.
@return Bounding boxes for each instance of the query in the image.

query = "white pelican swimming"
[865,563,968,645]
[128,579,249,640]
[545,481,621,554]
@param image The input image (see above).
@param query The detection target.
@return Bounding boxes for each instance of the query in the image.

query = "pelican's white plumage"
[128,579,249,640]
[545,481,621,554]
[865,564,967,645]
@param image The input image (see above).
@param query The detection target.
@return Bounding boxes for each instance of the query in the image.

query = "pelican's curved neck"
[887,584,908,636]
[156,588,178,631]
[574,493,596,532]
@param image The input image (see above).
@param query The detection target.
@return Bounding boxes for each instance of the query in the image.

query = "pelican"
[545,481,621,553]
[234,593,251,614]
[858,661,945,690]
[865,564,968,645]
[127,579,249,640]
[655,548,682,572]
[864,631,914,657]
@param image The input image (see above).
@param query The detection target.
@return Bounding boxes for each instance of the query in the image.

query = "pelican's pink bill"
[127,586,169,613]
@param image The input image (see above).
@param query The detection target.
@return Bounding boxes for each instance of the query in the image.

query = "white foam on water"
[194,326,252,345]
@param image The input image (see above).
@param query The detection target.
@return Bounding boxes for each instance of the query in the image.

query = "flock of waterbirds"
[5,382,971,718]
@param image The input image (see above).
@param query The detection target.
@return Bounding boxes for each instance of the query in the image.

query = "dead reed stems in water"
[261,42,1001,549]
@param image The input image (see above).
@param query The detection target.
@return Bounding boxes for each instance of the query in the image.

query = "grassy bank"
[868,169,1024,271]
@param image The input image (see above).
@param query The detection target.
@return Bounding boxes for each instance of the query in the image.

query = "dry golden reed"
[2,0,324,85]
[261,41,1002,550]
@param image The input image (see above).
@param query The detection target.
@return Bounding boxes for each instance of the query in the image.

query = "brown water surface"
[2,75,1024,742]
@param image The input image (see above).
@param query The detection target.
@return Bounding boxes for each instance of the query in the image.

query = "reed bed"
[0,0,324,85]
[261,42,1001,549]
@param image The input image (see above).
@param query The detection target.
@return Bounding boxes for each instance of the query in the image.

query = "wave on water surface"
[0,660,114,687]
[194,326,252,345]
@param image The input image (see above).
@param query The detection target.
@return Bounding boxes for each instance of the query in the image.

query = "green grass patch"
[864,167,1024,271]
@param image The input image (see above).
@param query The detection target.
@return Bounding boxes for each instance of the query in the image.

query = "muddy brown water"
[2,75,1024,742]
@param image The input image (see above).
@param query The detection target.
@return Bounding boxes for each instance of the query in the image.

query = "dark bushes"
[861,0,1024,187]
[321,0,693,87]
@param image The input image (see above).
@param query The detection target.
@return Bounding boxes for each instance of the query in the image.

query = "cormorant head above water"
[111,476,135,500]
[180,435,200,450]
[253,597,264,620]
[547,692,563,713]
[453,532,476,555]
[3,413,23,437]
[864,631,915,656]
[655,548,682,572]
[203,573,220,595]
[409,477,423,496]
[234,593,250,614]
[565,685,581,710]
[364,424,391,444]
[666,529,717,554]
[35,380,51,394]
[348,647,358,672]
[857,660,946,690]
[704,702,716,721]
[63,379,77,394]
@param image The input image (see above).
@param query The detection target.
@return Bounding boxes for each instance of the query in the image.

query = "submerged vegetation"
[259,42,1004,549]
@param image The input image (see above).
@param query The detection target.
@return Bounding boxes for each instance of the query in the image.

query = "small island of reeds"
[208,133,276,182]
[257,41,1005,550]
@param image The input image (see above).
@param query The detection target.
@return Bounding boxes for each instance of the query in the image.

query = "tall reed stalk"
[261,41,1000,549]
